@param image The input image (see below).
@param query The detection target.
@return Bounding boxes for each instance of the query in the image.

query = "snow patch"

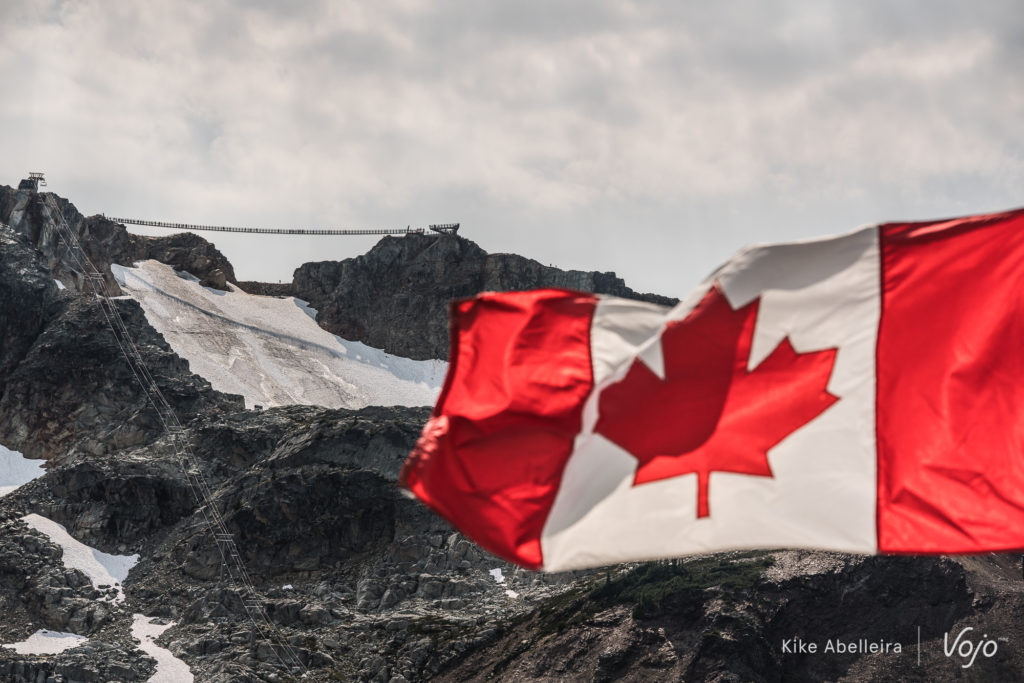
[131,614,194,682]
[505,589,519,598]
[0,445,45,496]
[21,514,138,603]
[293,298,319,321]
[111,261,447,410]
[489,568,505,583]
[54,278,66,290]
[2,629,87,654]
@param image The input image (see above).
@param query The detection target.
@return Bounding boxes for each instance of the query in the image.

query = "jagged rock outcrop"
[0,519,111,637]
[0,185,236,292]
[39,458,196,549]
[0,223,65,380]
[0,224,242,461]
[286,233,679,360]
[0,642,155,683]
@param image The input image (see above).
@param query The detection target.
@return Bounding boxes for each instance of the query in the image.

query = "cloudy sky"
[2,1,1022,296]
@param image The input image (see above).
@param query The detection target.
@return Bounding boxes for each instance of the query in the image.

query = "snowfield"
[0,445,46,496]
[112,261,446,409]
[2,629,87,655]
[131,614,194,682]
[21,514,138,603]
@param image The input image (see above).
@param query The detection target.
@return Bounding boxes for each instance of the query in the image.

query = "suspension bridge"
[20,172,460,237]
[104,217,461,236]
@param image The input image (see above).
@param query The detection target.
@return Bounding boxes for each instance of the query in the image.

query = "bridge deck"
[106,216,428,236]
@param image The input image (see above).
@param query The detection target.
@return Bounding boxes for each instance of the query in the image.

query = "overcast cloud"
[1,1,1021,296]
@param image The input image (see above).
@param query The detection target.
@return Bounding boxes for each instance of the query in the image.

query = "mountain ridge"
[2,183,677,362]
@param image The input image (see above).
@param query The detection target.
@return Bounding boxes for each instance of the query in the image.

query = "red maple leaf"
[594,284,838,519]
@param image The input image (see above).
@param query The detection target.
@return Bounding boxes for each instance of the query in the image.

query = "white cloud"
[0,1,1021,296]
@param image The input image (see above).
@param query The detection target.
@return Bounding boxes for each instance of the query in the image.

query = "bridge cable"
[105,216,463,236]
[41,194,309,676]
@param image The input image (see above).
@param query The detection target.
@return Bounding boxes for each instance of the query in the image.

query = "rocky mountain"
[0,224,239,461]
[1,183,1024,682]
[0,188,584,681]
[244,233,678,361]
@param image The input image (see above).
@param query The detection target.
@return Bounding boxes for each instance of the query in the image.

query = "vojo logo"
[943,627,1001,669]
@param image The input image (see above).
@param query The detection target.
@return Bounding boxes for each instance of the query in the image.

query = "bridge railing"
[105,216,434,236]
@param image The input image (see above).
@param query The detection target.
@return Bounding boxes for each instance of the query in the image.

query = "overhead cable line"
[42,192,308,677]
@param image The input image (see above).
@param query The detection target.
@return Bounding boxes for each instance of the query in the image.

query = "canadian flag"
[400,208,1024,571]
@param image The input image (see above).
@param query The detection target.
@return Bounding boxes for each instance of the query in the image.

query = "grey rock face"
[0,186,236,293]
[0,224,64,380]
[0,519,104,636]
[0,645,155,683]
[287,233,679,360]
[38,458,195,548]
[0,225,242,462]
